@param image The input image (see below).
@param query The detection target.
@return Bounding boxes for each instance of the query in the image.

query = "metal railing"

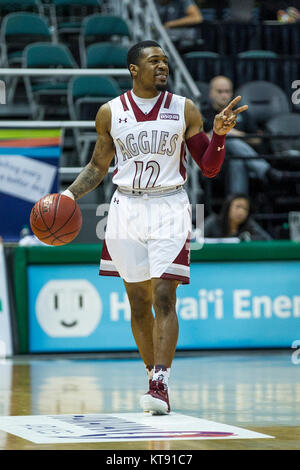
[121,0,201,105]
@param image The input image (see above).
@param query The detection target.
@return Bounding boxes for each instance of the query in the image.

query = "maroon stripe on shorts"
[173,236,190,266]
[160,272,190,284]
[101,239,112,261]
[99,269,121,277]
[160,235,190,284]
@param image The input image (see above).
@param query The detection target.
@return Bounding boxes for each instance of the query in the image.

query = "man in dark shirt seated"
[202,75,285,194]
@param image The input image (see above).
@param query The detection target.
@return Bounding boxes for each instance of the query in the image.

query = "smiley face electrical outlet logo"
[36,280,102,337]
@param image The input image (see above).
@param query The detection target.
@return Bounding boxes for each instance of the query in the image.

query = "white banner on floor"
[0,413,274,444]
[0,243,13,357]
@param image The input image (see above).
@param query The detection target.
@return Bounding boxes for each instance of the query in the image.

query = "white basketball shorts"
[99,187,191,284]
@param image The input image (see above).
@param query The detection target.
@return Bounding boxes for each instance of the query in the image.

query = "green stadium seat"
[236,81,290,127]
[51,0,102,35]
[23,42,77,119]
[265,113,300,157]
[79,13,131,63]
[0,12,53,66]
[0,0,44,18]
[235,50,279,88]
[67,75,121,165]
[84,42,130,93]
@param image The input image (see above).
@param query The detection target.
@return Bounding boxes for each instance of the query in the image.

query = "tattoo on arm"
[67,103,115,200]
[68,163,104,200]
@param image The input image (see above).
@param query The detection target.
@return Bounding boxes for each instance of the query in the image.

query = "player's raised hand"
[213,96,248,136]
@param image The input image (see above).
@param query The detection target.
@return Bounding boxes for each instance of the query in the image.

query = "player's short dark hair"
[126,40,162,70]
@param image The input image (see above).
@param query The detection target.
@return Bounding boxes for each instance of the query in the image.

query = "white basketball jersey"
[109,90,187,189]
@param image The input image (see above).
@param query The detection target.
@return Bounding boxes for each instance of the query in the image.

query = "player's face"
[135,47,169,91]
[228,198,249,225]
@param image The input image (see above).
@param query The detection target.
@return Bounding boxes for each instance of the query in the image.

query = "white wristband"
[61,189,75,200]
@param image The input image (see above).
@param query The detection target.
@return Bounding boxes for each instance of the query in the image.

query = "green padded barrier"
[13,241,300,352]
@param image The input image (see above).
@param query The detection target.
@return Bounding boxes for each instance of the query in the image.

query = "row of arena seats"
[0,12,130,67]
[0,0,107,26]
[4,41,130,120]
[0,3,261,25]
[183,50,300,103]
[0,0,111,47]
[2,2,300,54]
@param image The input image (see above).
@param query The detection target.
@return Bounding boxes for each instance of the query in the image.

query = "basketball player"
[62,40,248,415]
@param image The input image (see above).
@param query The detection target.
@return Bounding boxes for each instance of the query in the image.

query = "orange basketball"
[30,193,82,246]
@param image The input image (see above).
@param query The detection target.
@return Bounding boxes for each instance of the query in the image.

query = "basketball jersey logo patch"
[160,113,179,120]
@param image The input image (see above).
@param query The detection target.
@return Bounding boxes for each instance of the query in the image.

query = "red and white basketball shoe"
[140,379,170,415]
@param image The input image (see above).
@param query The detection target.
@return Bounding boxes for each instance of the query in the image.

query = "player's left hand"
[213,96,248,136]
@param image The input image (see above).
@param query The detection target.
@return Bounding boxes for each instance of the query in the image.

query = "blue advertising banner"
[0,130,62,242]
[28,260,300,352]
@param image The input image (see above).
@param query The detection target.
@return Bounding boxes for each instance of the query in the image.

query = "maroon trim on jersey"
[126,90,166,122]
[179,141,187,180]
[120,93,129,111]
[164,92,173,109]
[112,155,118,177]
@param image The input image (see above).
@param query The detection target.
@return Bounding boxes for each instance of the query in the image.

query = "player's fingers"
[224,95,242,112]
[233,105,248,115]
[222,113,237,125]
[225,113,237,121]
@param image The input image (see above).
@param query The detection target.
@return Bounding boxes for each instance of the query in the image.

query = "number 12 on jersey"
[133,160,160,189]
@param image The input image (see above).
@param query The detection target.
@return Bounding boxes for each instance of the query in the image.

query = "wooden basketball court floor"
[0,349,299,450]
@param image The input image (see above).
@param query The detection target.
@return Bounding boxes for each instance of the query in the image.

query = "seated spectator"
[202,75,287,194]
[154,0,203,50]
[155,0,203,28]
[204,193,272,241]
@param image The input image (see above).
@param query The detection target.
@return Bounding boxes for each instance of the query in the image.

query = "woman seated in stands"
[204,193,272,241]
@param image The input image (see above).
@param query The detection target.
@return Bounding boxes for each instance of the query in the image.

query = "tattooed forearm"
[68,162,104,200]
[67,130,115,200]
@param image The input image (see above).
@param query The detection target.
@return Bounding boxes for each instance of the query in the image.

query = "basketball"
[30,193,82,246]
